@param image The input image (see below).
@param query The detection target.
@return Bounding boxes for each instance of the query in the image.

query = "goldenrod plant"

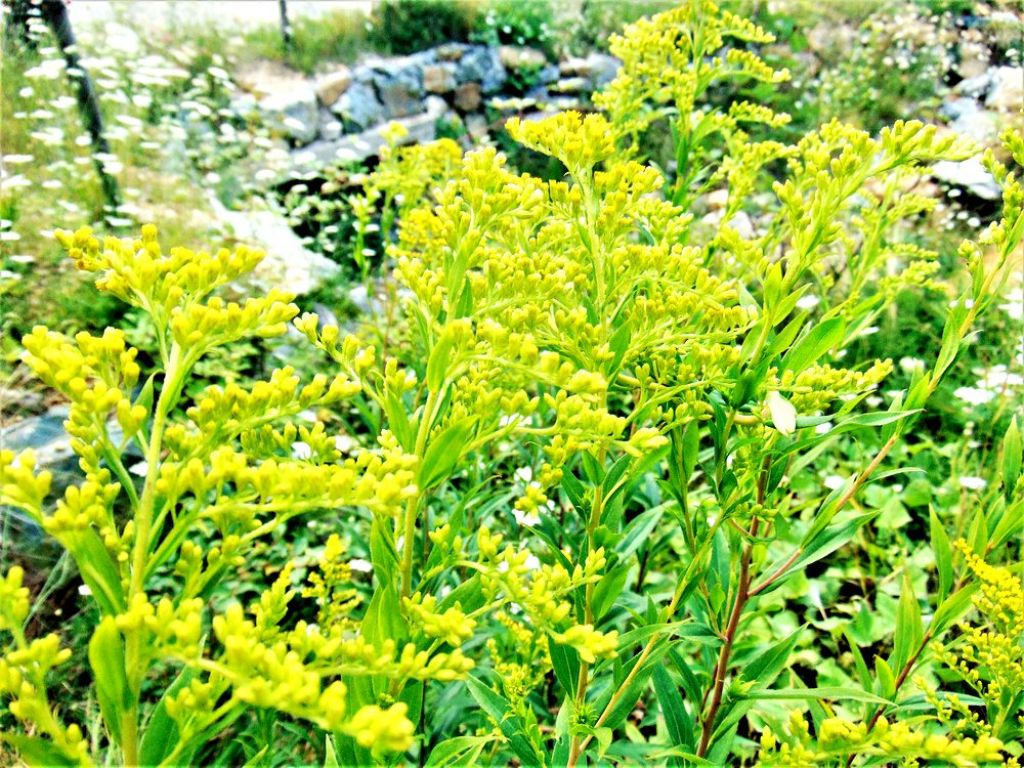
[2,2,1023,766]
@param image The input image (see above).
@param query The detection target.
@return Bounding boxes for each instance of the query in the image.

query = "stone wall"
[234,44,620,173]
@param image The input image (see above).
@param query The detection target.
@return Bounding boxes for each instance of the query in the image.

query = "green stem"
[121,344,184,766]
[401,388,440,597]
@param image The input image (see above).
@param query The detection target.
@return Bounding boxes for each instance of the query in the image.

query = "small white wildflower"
[824,475,845,490]
[958,476,987,490]
[953,386,995,406]
[899,357,925,374]
[349,558,373,573]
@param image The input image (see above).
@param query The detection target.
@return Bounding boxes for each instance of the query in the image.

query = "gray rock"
[292,96,450,170]
[951,109,999,144]
[457,46,507,93]
[560,53,620,86]
[332,80,386,132]
[210,198,342,295]
[537,65,560,85]
[373,62,425,119]
[583,52,620,87]
[940,97,982,121]
[956,71,993,99]
[464,113,490,141]
[259,86,319,145]
[932,157,1001,201]
[0,405,137,499]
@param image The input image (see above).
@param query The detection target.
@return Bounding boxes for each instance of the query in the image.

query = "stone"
[423,63,457,94]
[464,113,489,141]
[291,96,450,171]
[558,53,619,87]
[985,67,1024,112]
[582,52,620,87]
[955,40,990,80]
[956,72,993,99]
[537,65,560,85]
[498,45,547,70]
[457,46,506,93]
[0,405,136,497]
[706,188,729,209]
[931,157,1001,201]
[315,67,353,106]
[331,80,386,132]
[258,85,319,145]
[436,43,468,62]
[951,109,999,145]
[371,59,426,119]
[454,81,483,112]
[320,117,343,141]
[211,201,341,295]
[551,76,589,94]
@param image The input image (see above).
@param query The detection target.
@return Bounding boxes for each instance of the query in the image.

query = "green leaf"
[766,391,797,436]
[603,643,671,729]
[653,665,693,754]
[369,516,400,587]
[617,505,667,559]
[324,736,340,768]
[781,317,845,374]
[742,629,803,690]
[3,735,78,767]
[891,570,922,673]
[89,617,131,746]
[419,419,475,490]
[874,657,896,699]
[931,583,979,636]
[70,529,125,616]
[1002,416,1022,499]
[383,390,415,451]
[424,736,492,767]
[139,666,195,766]
[549,641,581,698]
[426,334,455,392]
[465,676,542,767]
[592,563,631,621]
[930,509,953,602]
[746,687,891,705]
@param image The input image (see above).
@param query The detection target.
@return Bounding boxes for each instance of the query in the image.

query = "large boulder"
[331,80,386,132]
[371,58,426,119]
[457,46,507,94]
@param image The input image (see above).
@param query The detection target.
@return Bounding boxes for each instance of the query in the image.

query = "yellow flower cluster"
[935,544,1024,731]
[757,711,1005,767]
